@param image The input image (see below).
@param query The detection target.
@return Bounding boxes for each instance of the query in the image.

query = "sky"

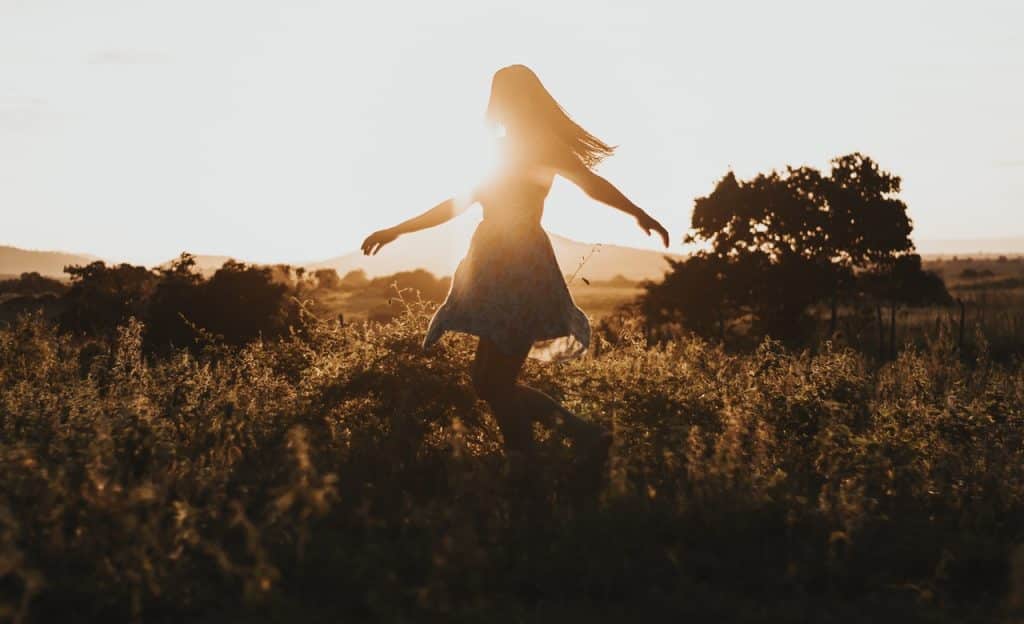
[1,0,1022,265]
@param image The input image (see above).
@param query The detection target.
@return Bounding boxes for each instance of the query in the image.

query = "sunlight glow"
[0,1,1021,264]
[453,123,503,200]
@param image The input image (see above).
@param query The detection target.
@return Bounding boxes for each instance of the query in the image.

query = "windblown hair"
[485,64,615,169]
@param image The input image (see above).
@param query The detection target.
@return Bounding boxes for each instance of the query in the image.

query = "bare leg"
[471,338,533,454]
[471,338,607,454]
[513,384,607,446]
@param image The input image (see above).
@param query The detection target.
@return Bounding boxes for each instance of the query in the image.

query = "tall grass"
[1,306,1022,622]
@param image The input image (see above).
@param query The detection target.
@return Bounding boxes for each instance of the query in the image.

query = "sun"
[451,122,504,206]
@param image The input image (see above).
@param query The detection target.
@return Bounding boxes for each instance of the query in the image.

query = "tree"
[642,255,732,340]
[861,254,951,359]
[661,168,829,341]
[0,272,67,297]
[314,268,343,290]
[144,253,203,353]
[146,257,303,349]
[60,261,158,336]
[822,154,914,332]
[338,269,369,290]
[644,154,924,344]
[193,260,298,345]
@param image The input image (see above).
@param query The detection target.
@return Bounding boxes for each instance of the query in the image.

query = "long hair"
[485,64,615,169]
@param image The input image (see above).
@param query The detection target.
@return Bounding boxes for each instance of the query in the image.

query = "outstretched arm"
[557,164,670,248]
[361,194,475,256]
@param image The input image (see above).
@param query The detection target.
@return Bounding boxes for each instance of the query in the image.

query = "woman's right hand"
[361,228,399,256]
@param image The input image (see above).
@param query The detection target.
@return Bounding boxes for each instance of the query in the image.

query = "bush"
[0,273,66,297]
[56,256,303,354]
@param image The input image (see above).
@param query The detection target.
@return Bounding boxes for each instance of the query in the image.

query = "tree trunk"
[877,304,885,360]
[717,306,725,344]
[829,290,839,336]
[957,298,966,351]
[889,303,898,361]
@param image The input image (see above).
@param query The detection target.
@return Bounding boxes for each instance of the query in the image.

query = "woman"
[361,65,669,469]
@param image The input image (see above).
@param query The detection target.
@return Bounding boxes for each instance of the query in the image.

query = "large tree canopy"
[645,153,948,344]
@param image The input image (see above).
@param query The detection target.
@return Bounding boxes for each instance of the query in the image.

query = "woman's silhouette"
[362,65,669,473]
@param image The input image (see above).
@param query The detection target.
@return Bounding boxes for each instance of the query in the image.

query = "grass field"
[2,304,1023,622]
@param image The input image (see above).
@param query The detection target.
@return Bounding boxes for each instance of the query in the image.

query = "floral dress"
[423,162,590,361]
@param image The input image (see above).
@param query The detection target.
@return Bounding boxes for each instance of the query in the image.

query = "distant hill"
[0,246,99,279]
[151,229,679,283]
[918,237,1024,257]
[308,222,683,282]
[5,234,1018,283]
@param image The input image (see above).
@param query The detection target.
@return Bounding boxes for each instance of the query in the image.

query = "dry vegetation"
[304,269,641,325]
[2,298,1023,623]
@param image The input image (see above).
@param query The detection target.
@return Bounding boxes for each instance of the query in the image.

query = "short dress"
[423,165,590,362]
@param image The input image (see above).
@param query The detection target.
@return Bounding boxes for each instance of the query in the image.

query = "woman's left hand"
[361,228,399,256]
[636,213,670,248]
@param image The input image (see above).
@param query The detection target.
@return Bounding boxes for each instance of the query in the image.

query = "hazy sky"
[1,0,1022,265]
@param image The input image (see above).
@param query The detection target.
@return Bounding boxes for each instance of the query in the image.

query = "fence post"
[957,298,966,352]
[889,304,897,361]
[876,304,885,360]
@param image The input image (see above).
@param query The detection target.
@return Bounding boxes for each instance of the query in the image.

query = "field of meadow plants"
[1,305,1023,622]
